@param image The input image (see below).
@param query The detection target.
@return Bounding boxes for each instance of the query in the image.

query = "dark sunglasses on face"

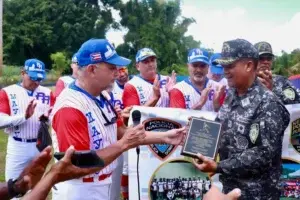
[29,76,43,82]
[259,56,273,61]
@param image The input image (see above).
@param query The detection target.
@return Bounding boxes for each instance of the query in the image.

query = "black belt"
[13,137,37,143]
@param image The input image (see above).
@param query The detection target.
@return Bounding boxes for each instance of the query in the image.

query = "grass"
[0,130,8,182]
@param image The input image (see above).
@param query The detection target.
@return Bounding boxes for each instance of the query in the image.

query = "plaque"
[181,117,222,160]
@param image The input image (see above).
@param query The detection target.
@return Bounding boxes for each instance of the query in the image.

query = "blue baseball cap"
[187,48,209,65]
[210,53,224,75]
[76,39,131,67]
[71,53,78,63]
[136,48,157,63]
[24,59,46,81]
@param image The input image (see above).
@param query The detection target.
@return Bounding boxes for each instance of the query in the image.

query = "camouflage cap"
[254,41,274,56]
[213,39,259,66]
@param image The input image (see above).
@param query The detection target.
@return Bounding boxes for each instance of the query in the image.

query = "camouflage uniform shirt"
[216,79,290,200]
[272,74,300,105]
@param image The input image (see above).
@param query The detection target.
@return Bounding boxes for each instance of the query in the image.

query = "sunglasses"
[259,56,273,61]
[118,67,128,73]
[28,75,43,82]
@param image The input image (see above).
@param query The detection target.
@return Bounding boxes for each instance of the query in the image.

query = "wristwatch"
[7,178,26,198]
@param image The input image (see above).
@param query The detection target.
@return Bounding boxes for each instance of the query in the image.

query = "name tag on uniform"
[241,98,250,107]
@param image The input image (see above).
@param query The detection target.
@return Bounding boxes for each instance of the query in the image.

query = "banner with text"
[128,105,300,200]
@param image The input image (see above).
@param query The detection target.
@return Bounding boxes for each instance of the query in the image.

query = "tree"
[3,0,120,68]
[116,0,200,74]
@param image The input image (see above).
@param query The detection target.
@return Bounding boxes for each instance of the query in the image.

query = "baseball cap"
[135,48,157,63]
[210,53,224,75]
[213,39,258,66]
[254,41,274,56]
[24,59,46,81]
[76,39,131,67]
[71,53,78,63]
[187,48,209,65]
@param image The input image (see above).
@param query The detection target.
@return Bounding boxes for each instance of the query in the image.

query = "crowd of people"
[150,177,211,200]
[0,36,299,200]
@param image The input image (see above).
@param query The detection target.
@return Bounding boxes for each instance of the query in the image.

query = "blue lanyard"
[69,82,104,108]
[184,77,209,95]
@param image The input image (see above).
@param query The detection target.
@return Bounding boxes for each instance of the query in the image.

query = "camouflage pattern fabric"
[272,74,300,105]
[216,79,290,200]
[213,39,259,65]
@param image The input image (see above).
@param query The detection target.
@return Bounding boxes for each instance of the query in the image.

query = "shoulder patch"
[283,88,295,100]
[249,123,259,144]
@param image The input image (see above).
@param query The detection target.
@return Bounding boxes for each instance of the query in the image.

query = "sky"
[106,0,300,56]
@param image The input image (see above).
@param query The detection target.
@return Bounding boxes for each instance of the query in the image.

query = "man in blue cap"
[209,53,228,87]
[54,53,79,97]
[169,48,225,111]
[122,47,176,108]
[0,58,55,185]
[50,39,186,200]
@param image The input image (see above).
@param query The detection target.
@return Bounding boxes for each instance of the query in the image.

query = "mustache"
[194,73,204,76]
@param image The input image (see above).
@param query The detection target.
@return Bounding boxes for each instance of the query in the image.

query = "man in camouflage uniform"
[192,39,290,200]
[254,41,300,104]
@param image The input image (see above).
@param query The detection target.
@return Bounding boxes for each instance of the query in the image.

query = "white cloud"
[106,2,300,56]
[181,3,300,55]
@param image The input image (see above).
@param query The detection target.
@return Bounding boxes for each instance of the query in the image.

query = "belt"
[82,172,112,183]
[13,137,37,143]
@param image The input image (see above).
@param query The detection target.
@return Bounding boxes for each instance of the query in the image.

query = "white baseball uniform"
[171,78,221,111]
[0,84,52,181]
[51,84,118,200]
[109,81,125,200]
[54,75,75,97]
[124,74,170,107]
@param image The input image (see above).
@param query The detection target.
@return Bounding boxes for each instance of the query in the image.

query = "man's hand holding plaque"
[181,117,221,173]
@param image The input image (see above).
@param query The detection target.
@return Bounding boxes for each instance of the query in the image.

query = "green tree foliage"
[273,49,300,76]
[3,0,120,68]
[116,0,200,74]
[50,52,69,76]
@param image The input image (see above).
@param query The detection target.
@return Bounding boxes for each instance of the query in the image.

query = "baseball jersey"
[205,180,210,190]
[51,83,118,182]
[122,74,169,108]
[112,81,124,109]
[219,78,228,88]
[0,84,53,139]
[170,78,221,111]
[158,182,164,192]
[54,75,75,97]
[152,182,158,191]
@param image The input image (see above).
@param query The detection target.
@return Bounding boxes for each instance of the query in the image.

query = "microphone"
[132,110,141,200]
[132,110,141,126]
[132,110,142,154]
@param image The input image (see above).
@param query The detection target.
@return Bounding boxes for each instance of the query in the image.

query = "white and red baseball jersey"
[54,75,75,97]
[51,84,118,183]
[122,74,169,108]
[112,81,124,109]
[0,84,53,139]
[169,78,221,111]
[219,77,228,88]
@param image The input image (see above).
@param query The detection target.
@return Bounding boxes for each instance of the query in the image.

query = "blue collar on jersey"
[69,82,118,126]
[184,77,209,95]
[115,81,124,90]
[137,74,161,85]
[69,82,105,108]
[16,82,36,96]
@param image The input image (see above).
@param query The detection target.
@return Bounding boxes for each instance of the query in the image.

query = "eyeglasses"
[97,93,118,126]
[259,56,273,61]
[118,67,128,73]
